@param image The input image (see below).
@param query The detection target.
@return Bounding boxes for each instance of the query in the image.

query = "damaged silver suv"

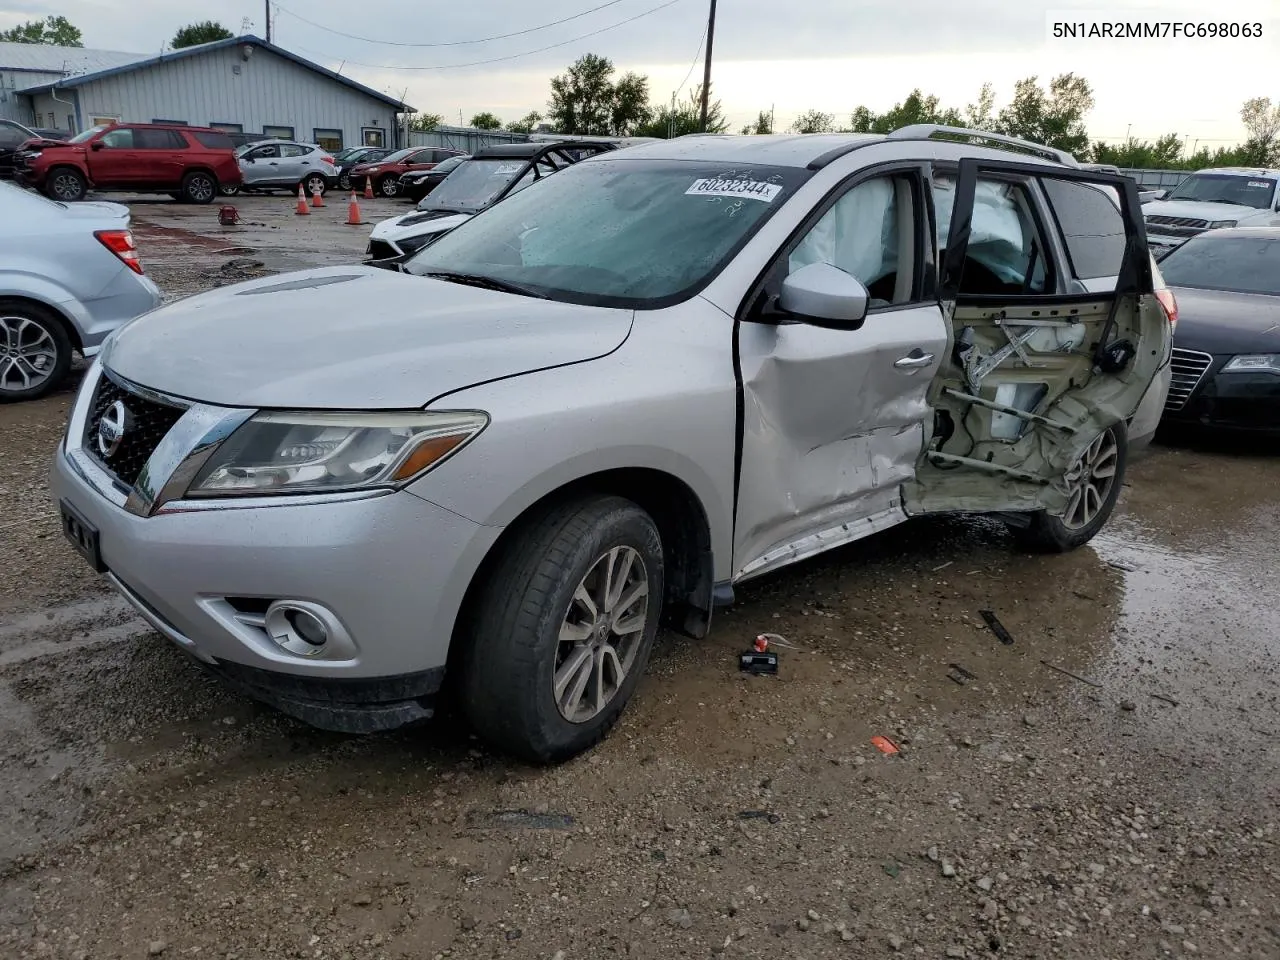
[52,125,1173,762]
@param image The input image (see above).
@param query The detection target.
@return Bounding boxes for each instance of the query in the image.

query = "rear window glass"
[1042,179,1126,280]
[192,131,234,150]
[1158,235,1280,296]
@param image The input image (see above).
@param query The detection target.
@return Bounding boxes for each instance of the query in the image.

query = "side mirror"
[778,262,869,329]
[1155,189,1169,200]
[90,141,104,151]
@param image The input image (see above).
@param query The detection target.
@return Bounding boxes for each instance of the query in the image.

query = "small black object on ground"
[979,609,1015,646]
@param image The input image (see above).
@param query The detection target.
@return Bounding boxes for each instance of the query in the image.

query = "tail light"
[321,155,334,165]
[95,229,143,275]
[1155,289,1178,328]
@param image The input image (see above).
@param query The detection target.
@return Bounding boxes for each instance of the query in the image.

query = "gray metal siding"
[23,89,77,131]
[73,46,398,149]
[2,71,63,123]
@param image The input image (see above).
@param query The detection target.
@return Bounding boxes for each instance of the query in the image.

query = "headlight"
[187,410,487,497]
[1222,354,1280,374]
[364,166,382,173]
[1206,220,1238,229]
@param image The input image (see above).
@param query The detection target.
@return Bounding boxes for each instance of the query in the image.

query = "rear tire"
[1015,422,1128,553]
[378,175,399,198]
[458,495,665,763]
[302,173,327,197]
[180,170,217,204]
[0,301,72,402]
[338,173,352,190]
[221,184,241,196]
[45,167,86,202]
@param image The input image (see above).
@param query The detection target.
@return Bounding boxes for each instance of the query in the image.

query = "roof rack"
[886,125,1078,167]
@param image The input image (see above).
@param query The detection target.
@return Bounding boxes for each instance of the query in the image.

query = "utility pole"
[265,0,272,42]
[698,0,718,133]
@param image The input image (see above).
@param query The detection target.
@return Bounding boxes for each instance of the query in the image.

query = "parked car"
[1143,167,1280,254]
[0,180,160,401]
[1155,227,1280,433]
[1,120,68,179]
[397,153,469,202]
[222,140,337,197]
[51,126,1171,761]
[333,147,392,191]
[16,122,241,203]
[348,146,465,198]
[367,141,617,265]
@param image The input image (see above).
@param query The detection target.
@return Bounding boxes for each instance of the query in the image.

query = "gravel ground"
[1,196,1277,960]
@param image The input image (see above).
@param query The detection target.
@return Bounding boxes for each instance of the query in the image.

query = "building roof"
[15,35,412,111]
[0,40,146,76]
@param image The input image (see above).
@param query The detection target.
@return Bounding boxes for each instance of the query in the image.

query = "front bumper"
[50,364,503,728]
[1162,354,1280,432]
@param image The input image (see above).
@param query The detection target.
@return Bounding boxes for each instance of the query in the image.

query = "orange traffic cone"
[346,192,362,225]
[310,184,324,208]
[363,176,374,200]
[295,184,309,215]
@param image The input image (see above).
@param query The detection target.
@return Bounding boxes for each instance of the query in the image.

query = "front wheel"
[1015,422,1128,552]
[458,496,665,763]
[221,184,241,196]
[45,167,86,202]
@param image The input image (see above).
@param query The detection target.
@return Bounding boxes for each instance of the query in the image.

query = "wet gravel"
[1,197,1277,959]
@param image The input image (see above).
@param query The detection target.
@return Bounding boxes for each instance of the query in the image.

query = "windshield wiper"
[420,271,547,299]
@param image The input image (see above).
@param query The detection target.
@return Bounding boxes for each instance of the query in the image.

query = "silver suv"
[52,126,1172,762]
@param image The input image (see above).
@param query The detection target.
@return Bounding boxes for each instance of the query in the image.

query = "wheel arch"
[0,289,85,351]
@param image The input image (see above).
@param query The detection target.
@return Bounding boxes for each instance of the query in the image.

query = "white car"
[1143,167,1280,253]
[366,141,621,265]
[224,139,337,197]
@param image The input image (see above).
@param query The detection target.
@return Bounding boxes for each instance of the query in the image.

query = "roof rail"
[886,124,1078,167]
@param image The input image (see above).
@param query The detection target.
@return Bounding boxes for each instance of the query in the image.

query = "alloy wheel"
[553,546,650,724]
[379,178,398,197]
[0,316,57,393]
[1061,429,1119,530]
[51,172,81,201]
[188,176,214,202]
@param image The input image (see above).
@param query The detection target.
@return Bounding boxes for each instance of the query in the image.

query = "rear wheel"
[378,175,399,198]
[338,172,352,190]
[303,173,327,197]
[1015,422,1128,552]
[221,184,241,196]
[45,167,86,202]
[458,495,665,763]
[180,171,217,204]
[0,302,72,402]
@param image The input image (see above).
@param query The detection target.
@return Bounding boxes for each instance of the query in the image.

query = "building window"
[313,128,343,152]
[90,116,121,127]
[262,124,294,140]
[361,127,386,147]
[210,122,243,133]
[152,118,187,125]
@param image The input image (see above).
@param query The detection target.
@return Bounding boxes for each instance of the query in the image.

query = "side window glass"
[0,127,24,148]
[787,175,917,307]
[1041,179,1125,280]
[251,145,279,159]
[932,173,1050,295]
[100,128,134,149]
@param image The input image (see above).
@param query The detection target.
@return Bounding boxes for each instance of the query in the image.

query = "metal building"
[0,41,143,126]
[6,35,411,152]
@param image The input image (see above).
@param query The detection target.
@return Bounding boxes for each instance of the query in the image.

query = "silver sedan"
[1,181,161,401]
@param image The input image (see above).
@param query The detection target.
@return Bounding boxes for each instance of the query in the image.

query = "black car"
[1158,227,1280,433]
[335,147,392,190]
[398,153,470,202]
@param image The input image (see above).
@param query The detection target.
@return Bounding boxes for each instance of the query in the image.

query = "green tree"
[0,15,83,45]
[507,111,543,134]
[995,73,1094,157]
[1240,97,1280,165]
[635,85,728,138]
[848,89,963,134]
[547,53,652,136]
[469,112,502,130]
[171,20,234,49]
[965,82,996,129]
[408,112,442,132]
[740,111,772,135]
[1091,134,1184,168]
[790,110,835,134]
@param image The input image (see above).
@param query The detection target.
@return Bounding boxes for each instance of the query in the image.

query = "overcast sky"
[2,0,1276,145]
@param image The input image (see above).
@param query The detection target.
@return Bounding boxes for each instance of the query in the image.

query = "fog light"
[264,601,342,658]
[288,608,328,646]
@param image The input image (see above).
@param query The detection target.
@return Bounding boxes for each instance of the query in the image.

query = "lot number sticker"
[686,177,782,202]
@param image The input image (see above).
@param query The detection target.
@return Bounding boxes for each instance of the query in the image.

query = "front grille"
[1146,215,1209,229]
[367,239,401,261]
[1165,348,1214,412]
[83,373,186,488]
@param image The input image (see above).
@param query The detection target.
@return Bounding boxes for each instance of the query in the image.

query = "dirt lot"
[1,195,1278,960]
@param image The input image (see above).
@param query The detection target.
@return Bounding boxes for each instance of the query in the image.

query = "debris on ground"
[979,609,1016,645]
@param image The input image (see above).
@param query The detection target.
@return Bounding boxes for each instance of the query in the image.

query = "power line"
[288,0,687,71]
[274,0,629,48]
[673,23,706,100]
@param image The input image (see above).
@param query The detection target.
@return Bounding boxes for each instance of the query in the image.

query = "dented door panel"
[733,303,947,580]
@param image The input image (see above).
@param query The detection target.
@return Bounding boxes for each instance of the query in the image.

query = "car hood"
[1144,200,1268,223]
[17,136,68,152]
[370,210,470,241]
[101,266,634,409]
[1171,286,1280,354]
[351,161,402,174]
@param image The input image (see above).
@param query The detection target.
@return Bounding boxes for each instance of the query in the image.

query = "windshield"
[406,159,810,308]
[1158,235,1280,296]
[362,148,413,165]
[68,125,107,144]
[1167,174,1276,209]
[424,157,529,211]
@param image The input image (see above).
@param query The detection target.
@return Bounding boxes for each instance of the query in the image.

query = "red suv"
[348,147,465,198]
[18,123,242,204]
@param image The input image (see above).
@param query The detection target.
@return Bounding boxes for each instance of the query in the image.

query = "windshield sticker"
[1248,180,1271,188]
[686,177,782,202]
[494,162,523,175]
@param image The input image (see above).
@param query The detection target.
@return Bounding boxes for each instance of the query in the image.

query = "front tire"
[458,496,665,763]
[180,171,217,204]
[45,167,86,202]
[0,302,72,402]
[1016,422,1128,552]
